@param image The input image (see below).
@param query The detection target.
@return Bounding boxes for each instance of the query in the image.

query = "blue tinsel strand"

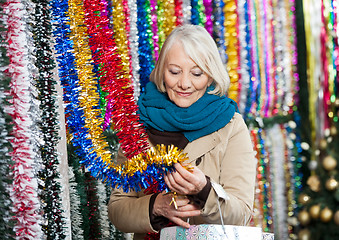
[137,0,154,93]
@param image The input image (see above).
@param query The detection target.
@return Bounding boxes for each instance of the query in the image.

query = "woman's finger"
[166,171,187,193]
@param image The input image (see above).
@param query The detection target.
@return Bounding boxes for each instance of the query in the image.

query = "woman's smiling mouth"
[176,91,193,97]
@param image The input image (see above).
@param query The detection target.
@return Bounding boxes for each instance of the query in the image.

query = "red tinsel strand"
[174,0,183,26]
[82,0,149,159]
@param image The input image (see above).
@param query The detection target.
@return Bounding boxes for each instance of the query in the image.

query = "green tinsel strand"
[67,143,90,239]
[197,0,206,27]
[30,0,66,238]
[0,0,15,238]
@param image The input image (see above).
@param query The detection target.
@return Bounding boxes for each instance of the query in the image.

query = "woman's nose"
[177,74,192,89]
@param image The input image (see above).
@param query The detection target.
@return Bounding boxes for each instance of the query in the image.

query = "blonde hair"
[149,24,230,96]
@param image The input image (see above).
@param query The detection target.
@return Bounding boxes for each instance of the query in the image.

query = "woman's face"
[163,42,212,108]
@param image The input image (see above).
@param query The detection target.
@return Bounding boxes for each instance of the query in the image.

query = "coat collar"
[183,127,223,164]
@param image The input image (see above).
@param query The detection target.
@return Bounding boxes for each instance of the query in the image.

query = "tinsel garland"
[182,0,191,24]
[96,180,110,239]
[82,0,189,192]
[84,172,101,240]
[261,0,274,117]
[234,0,299,119]
[202,0,213,35]
[51,0,188,193]
[50,0,112,192]
[253,0,266,114]
[190,0,205,26]
[303,0,325,149]
[284,120,303,239]
[247,0,260,117]
[250,127,273,233]
[286,0,299,112]
[67,144,92,239]
[31,0,67,238]
[271,0,288,115]
[4,0,43,238]
[68,166,85,239]
[67,0,112,166]
[249,115,303,238]
[51,0,125,195]
[266,125,288,239]
[137,0,154,91]
[127,0,141,101]
[82,0,148,164]
[236,0,252,115]
[174,0,183,25]
[150,0,159,60]
[320,0,335,129]
[157,0,176,50]
[68,143,125,240]
[110,0,135,128]
[212,0,226,64]
[0,0,15,238]
[223,0,240,102]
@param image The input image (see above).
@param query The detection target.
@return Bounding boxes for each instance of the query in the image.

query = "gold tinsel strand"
[223,0,240,102]
[112,0,133,82]
[122,144,188,177]
[157,0,176,50]
[68,0,113,166]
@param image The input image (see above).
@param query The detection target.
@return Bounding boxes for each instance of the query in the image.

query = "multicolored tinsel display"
[50,0,303,234]
[249,118,303,239]
[2,0,306,238]
[4,0,43,239]
[303,0,339,149]
[31,0,66,238]
[296,1,339,239]
[237,0,299,119]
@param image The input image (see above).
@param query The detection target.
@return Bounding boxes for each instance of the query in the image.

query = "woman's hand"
[164,163,207,195]
[152,192,201,228]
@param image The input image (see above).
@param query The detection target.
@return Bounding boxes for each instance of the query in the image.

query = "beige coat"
[107,112,257,239]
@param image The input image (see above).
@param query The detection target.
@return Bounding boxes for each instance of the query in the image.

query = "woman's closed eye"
[169,69,180,75]
[192,71,204,77]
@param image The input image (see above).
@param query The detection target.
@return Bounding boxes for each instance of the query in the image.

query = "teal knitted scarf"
[137,82,238,142]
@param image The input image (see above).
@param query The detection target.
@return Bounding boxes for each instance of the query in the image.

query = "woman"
[107,24,257,239]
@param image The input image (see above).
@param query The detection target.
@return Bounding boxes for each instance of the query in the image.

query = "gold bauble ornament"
[319,138,327,150]
[309,204,321,219]
[330,125,337,136]
[298,193,311,205]
[298,229,311,240]
[298,210,311,226]
[307,175,321,192]
[325,178,339,191]
[334,210,339,225]
[320,207,333,222]
[322,155,337,171]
